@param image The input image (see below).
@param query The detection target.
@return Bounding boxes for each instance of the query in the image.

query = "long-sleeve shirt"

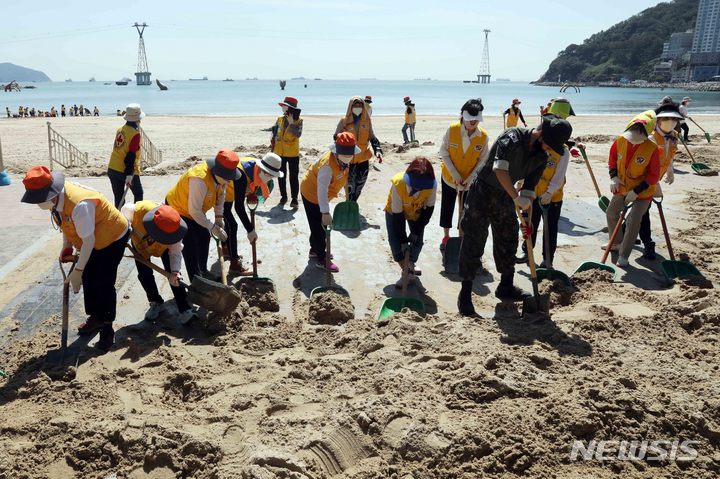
[503,107,526,125]
[188,177,225,230]
[679,104,689,124]
[546,149,570,195]
[271,116,303,141]
[477,127,547,195]
[121,203,183,272]
[231,173,253,233]
[334,116,382,155]
[439,126,490,188]
[608,140,660,193]
[316,165,333,214]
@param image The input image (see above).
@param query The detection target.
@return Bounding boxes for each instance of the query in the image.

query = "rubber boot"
[495,274,531,301]
[642,242,656,260]
[457,280,476,316]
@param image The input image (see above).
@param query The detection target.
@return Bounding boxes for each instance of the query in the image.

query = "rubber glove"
[321,213,333,227]
[59,247,74,262]
[211,224,228,241]
[520,222,533,240]
[247,230,258,243]
[214,215,224,229]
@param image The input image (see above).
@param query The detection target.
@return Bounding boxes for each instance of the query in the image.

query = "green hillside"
[538,0,698,82]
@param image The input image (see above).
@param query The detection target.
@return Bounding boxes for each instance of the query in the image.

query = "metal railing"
[47,122,88,170]
[140,128,162,169]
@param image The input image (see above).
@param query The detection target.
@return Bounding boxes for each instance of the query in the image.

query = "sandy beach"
[0,113,719,478]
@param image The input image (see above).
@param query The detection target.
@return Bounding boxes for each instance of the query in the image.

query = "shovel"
[378,243,425,321]
[442,190,465,274]
[680,137,718,176]
[55,256,77,364]
[535,203,571,286]
[654,197,703,280]
[573,202,625,279]
[688,117,712,144]
[239,198,277,297]
[579,145,610,212]
[333,185,361,231]
[517,208,550,318]
[126,245,241,316]
[310,225,349,297]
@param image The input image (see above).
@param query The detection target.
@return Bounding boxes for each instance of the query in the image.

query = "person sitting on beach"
[223,153,283,274]
[402,96,417,144]
[334,96,383,202]
[503,98,527,129]
[438,98,488,250]
[271,96,303,208]
[300,132,357,273]
[107,104,145,208]
[384,157,436,287]
[605,110,661,268]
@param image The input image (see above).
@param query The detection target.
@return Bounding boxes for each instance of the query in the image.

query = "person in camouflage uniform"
[457,116,573,316]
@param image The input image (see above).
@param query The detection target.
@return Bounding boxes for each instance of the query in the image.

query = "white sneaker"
[144,301,164,321]
[616,256,629,267]
[178,308,199,325]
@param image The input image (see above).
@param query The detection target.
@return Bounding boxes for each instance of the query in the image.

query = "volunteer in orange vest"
[107,103,144,208]
[606,110,661,267]
[300,132,357,272]
[223,153,283,273]
[402,96,417,144]
[271,96,303,208]
[503,98,527,129]
[166,149,240,282]
[21,166,130,352]
[334,96,383,202]
[121,201,198,324]
[384,157,436,287]
[438,98,489,249]
[638,102,683,260]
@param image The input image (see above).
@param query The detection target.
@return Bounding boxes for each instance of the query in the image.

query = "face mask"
[216,177,229,186]
[352,107,363,116]
[658,119,677,134]
[622,129,647,145]
[38,200,54,210]
[463,120,478,130]
[281,106,289,114]
[337,155,353,164]
[259,171,272,183]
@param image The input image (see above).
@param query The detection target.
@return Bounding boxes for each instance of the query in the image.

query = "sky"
[1,0,670,82]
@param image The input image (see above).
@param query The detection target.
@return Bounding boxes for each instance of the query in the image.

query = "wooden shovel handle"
[653,200,675,261]
[579,146,603,198]
[601,204,629,264]
[516,207,538,281]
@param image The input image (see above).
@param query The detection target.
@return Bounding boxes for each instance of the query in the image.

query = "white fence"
[47,122,88,170]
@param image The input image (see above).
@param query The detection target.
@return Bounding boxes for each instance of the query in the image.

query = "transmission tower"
[133,22,151,86]
[478,29,491,84]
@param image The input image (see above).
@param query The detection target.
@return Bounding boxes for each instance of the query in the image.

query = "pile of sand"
[308,290,354,325]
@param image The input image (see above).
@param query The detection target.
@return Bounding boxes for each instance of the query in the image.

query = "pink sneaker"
[315,260,339,273]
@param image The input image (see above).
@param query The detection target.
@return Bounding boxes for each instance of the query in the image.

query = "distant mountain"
[0,63,51,82]
[538,0,698,83]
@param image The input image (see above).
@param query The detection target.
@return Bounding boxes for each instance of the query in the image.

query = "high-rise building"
[690,0,720,80]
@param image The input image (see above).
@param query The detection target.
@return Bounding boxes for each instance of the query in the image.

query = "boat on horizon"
[189,76,208,81]
[89,77,96,82]
[116,80,129,86]
[65,79,72,82]
[496,78,511,82]
[223,78,234,82]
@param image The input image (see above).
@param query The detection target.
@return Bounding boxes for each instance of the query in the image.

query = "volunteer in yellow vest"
[402,96,417,144]
[638,102,684,260]
[271,96,303,208]
[300,132,356,272]
[334,96,383,202]
[166,149,240,282]
[439,99,489,249]
[364,95,373,116]
[223,153,283,273]
[503,98,527,129]
[107,103,144,208]
[120,201,197,324]
[21,166,130,352]
[606,110,661,267]
[384,157,436,287]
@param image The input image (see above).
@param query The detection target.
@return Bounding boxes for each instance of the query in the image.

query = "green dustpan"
[378,297,425,321]
[574,261,618,279]
[691,162,717,175]
[310,225,350,298]
[660,260,702,280]
[333,201,361,230]
[536,268,572,285]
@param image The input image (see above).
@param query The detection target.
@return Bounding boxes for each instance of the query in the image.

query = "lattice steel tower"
[134,22,151,86]
[478,29,491,84]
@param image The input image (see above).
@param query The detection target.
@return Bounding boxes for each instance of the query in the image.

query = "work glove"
[625,190,638,203]
[513,195,532,211]
[569,147,581,158]
[211,224,228,242]
[214,215,224,229]
[169,271,182,288]
[247,230,258,244]
[540,191,553,206]
[66,268,83,294]
[375,151,383,164]
[664,169,675,185]
[125,175,134,188]
[654,184,663,199]
[520,222,533,240]
[321,213,333,227]
[610,177,622,194]
[514,180,524,191]
[59,247,74,262]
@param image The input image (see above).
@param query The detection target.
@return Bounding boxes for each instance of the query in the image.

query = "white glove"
[169,271,181,288]
[322,213,333,226]
[66,268,83,293]
[247,230,258,243]
[610,177,622,194]
[664,169,674,185]
[625,190,638,203]
[375,151,383,164]
[513,195,532,211]
[211,224,228,242]
[540,191,553,205]
[214,215,224,229]
[514,180,524,191]
[125,175,134,188]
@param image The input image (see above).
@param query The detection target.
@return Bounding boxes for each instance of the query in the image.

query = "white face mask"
[281,106,289,114]
[38,200,54,210]
[337,154,354,164]
[352,107,363,116]
[259,171,273,183]
[658,119,678,134]
[622,129,647,145]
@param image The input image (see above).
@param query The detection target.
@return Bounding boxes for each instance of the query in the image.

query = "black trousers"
[181,216,211,282]
[639,205,654,247]
[521,199,563,264]
[108,168,143,208]
[302,195,327,262]
[440,181,465,229]
[347,161,369,202]
[223,202,239,259]
[680,123,690,141]
[83,230,129,324]
[278,156,300,200]
[135,250,191,312]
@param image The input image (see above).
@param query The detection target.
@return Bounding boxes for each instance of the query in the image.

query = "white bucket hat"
[124,103,145,122]
[257,153,284,178]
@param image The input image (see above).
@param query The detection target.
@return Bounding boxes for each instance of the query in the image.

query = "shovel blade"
[574,261,617,279]
[442,237,462,274]
[536,268,572,286]
[691,162,718,176]
[310,285,350,298]
[332,201,361,231]
[660,260,703,280]
[378,297,425,321]
[522,293,550,318]
[598,196,610,212]
[705,132,712,144]
[187,276,242,315]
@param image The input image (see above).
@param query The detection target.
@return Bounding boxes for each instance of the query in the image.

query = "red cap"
[403,96,411,103]
[154,205,181,233]
[22,165,53,190]
[279,96,298,109]
[216,148,240,170]
[512,98,521,105]
[335,131,356,147]
[365,95,372,102]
